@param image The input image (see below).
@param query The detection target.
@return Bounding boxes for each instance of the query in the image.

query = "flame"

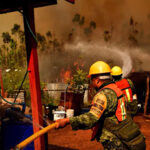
[60,67,72,83]
[60,59,84,83]
[73,59,84,70]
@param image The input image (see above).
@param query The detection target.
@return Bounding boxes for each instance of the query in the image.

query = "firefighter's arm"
[55,118,70,128]
[55,93,107,129]
[127,79,136,95]
[89,92,107,119]
[127,79,138,115]
[128,78,138,101]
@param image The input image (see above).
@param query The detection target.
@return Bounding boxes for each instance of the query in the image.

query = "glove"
[55,118,70,128]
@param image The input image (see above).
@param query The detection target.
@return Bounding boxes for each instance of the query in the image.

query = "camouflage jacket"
[127,79,136,94]
[69,82,122,143]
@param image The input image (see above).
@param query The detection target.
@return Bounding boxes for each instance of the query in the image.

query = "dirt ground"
[48,113,150,150]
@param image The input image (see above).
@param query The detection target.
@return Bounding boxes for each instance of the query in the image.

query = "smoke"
[39,39,135,82]
[34,0,150,43]
[35,0,150,82]
[64,41,133,77]
[130,47,150,72]
[112,48,132,78]
[0,0,150,83]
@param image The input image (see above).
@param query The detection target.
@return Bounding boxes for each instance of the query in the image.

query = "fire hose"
[14,122,58,150]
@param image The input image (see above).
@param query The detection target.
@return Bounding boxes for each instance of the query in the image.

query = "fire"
[60,59,84,83]
[73,59,84,70]
[60,67,72,83]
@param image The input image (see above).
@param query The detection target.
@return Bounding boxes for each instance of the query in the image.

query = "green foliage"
[0,24,27,69]
[72,13,80,23]
[18,31,25,44]
[84,27,92,36]
[0,23,63,107]
[41,91,58,105]
[10,39,17,50]
[46,31,52,38]
[0,17,98,105]
[71,69,88,90]
[2,68,29,96]
[103,30,112,42]
[79,16,85,26]
[11,24,20,35]
[90,21,96,29]
[36,33,46,51]
[2,68,52,106]
[128,16,140,46]
[83,21,96,36]
[2,32,11,43]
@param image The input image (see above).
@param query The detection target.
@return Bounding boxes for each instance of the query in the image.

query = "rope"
[0,93,23,105]
[0,69,28,106]
[18,10,38,43]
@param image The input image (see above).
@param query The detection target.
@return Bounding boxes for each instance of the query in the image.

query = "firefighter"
[56,61,146,150]
[111,66,138,116]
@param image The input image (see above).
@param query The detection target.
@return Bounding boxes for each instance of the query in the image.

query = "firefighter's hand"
[55,118,70,129]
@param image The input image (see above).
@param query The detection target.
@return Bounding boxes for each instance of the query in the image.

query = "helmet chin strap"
[96,79,102,87]
[97,80,100,84]
[95,79,102,91]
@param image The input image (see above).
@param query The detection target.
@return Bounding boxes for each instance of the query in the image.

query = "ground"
[48,113,150,150]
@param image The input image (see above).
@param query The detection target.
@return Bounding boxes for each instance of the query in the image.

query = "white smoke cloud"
[64,40,133,77]
[112,48,132,78]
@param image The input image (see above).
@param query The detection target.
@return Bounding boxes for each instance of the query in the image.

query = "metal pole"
[23,1,45,150]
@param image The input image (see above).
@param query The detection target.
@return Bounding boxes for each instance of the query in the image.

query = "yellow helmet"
[111,66,122,76]
[88,61,111,78]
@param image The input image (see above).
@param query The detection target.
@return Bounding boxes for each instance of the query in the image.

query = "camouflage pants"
[101,138,127,150]
[99,128,127,150]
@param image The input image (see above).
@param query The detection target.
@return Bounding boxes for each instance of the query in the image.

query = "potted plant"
[71,69,88,93]
[59,69,89,115]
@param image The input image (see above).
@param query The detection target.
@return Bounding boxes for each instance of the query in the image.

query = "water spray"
[65,41,132,77]
[112,48,132,77]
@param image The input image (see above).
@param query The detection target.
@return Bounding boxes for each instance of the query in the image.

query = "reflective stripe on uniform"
[116,98,126,121]
[120,98,126,120]
[125,89,131,102]
[116,79,133,103]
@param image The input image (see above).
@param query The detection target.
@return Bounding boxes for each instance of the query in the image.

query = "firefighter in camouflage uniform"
[56,61,146,150]
[111,66,138,117]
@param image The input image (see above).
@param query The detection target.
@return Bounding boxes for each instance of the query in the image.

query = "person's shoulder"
[126,78,134,85]
[100,87,117,95]
[93,91,107,103]
[126,78,132,82]
[97,88,118,112]
[98,88,118,102]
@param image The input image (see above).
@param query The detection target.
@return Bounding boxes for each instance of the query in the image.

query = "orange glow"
[60,59,84,83]
[60,67,72,83]
[73,59,84,70]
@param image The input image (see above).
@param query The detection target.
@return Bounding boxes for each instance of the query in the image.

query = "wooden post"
[23,2,45,150]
